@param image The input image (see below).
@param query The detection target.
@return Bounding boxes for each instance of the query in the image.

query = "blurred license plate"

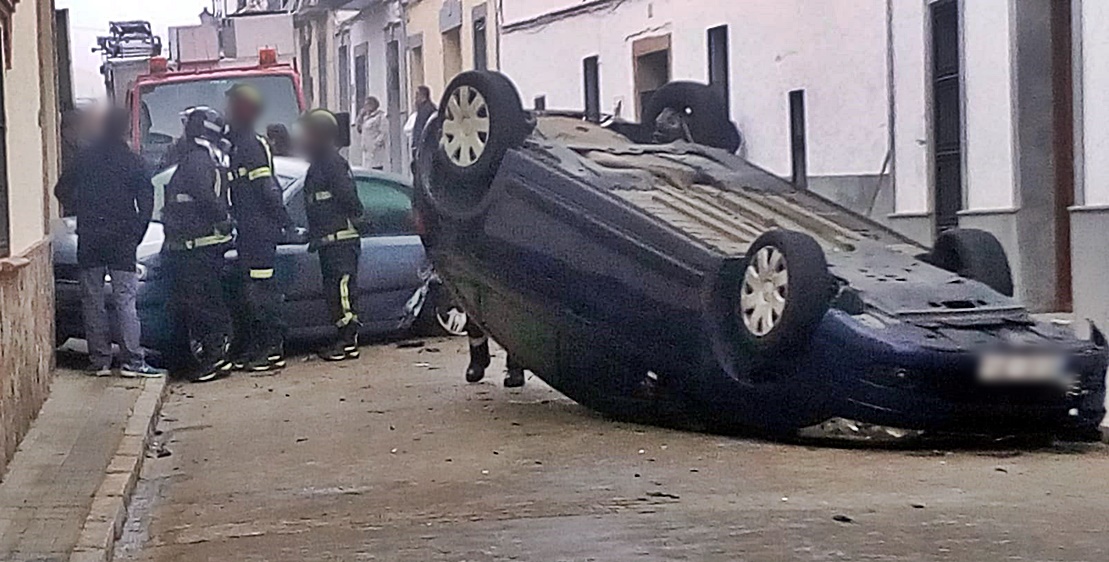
[978,353,1066,384]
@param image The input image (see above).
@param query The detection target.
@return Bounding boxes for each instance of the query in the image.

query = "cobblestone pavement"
[119,338,1109,561]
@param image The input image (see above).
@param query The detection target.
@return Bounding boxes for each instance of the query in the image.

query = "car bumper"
[809,312,1108,438]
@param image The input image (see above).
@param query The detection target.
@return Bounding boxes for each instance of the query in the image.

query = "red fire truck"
[98,15,307,168]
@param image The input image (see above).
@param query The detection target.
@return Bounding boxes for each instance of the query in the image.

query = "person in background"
[411,85,437,155]
[54,108,165,378]
[225,84,293,373]
[161,107,235,383]
[356,96,388,170]
[298,109,369,361]
[266,124,293,157]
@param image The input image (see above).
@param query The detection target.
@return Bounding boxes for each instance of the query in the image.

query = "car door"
[275,172,428,336]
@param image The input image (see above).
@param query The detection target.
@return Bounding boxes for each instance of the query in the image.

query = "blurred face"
[415,89,429,105]
[227,96,260,127]
[295,123,327,155]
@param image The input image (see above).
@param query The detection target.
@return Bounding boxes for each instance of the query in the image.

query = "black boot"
[319,326,359,362]
[246,341,286,372]
[192,336,232,383]
[466,337,491,383]
[504,367,525,388]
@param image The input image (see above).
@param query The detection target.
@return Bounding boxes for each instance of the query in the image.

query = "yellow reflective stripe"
[336,274,355,327]
[312,191,333,201]
[335,228,360,241]
[185,233,232,250]
[249,268,275,280]
[248,166,272,180]
[257,135,274,169]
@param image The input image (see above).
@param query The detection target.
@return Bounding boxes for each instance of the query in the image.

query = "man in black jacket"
[299,109,366,361]
[225,84,292,372]
[55,108,164,378]
[162,107,235,382]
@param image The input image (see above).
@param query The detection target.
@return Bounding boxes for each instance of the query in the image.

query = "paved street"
[116,337,1109,562]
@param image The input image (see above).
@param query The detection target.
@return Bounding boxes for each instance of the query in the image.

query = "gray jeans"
[80,266,143,369]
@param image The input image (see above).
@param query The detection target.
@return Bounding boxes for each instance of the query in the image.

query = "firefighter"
[225,84,292,372]
[299,109,368,361]
[162,107,235,383]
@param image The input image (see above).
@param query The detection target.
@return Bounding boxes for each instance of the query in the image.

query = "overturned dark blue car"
[414,71,1107,441]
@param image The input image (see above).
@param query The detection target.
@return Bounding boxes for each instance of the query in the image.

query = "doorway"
[354,43,369,112]
[387,39,403,173]
[633,35,671,119]
[930,0,962,234]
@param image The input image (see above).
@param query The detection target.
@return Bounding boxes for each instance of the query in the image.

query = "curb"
[69,377,168,562]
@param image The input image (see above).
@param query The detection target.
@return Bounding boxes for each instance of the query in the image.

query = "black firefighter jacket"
[303,149,365,249]
[228,128,290,251]
[162,145,232,251]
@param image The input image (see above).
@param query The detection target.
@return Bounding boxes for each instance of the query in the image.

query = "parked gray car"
[54,156,466,353]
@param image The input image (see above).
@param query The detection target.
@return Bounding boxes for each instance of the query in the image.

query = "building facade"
[499,0,892,219]
[309,0,499,173]
[0,0,61,474]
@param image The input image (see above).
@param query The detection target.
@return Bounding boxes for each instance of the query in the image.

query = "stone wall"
[0,240,55,476]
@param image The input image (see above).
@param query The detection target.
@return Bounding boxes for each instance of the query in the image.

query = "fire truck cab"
[99,13,307,169]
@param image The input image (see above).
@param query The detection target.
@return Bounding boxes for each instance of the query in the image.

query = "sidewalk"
[0,371,164,562]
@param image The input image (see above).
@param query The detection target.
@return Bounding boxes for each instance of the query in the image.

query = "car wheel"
[436,71,529,185]
[642,81,742,153]
[737,230,833,357]
[929,228,1014,297]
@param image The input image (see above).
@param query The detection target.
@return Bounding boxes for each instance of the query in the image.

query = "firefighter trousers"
[229,242,286,355]
[319,243,361,332]
[164,246,233,373]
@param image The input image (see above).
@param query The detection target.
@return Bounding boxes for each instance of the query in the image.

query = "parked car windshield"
[137,74,300,167]
[285,175,415,236]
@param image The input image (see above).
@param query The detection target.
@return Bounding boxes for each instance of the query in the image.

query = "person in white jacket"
[356,97,388,170]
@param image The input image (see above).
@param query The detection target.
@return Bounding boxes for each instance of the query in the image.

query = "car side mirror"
[334,112,352,148]
[283,226,310,245]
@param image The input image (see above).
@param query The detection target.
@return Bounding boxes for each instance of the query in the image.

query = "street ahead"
[118,338,1109,561]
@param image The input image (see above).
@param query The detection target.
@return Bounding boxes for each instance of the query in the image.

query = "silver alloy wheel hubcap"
[440,85,491,167]
[740,246,789,337]
[437,307,469,336]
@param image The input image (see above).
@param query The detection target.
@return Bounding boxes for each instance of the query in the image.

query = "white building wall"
[890,0,929,215]
[1078,0,1109,206]
[6,0,47,255]
[501,0,889,180]
[962,0,1016,211]
[347,6,395,167]
[891,0,1018,216]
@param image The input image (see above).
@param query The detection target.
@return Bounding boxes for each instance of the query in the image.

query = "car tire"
[414,282,470,337]
[436,71,529,186]
[930,228,1014,297]
[641,81,742,153]
[736,230,833,359]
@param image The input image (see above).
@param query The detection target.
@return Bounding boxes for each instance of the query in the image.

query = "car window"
[356,177,415,236]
